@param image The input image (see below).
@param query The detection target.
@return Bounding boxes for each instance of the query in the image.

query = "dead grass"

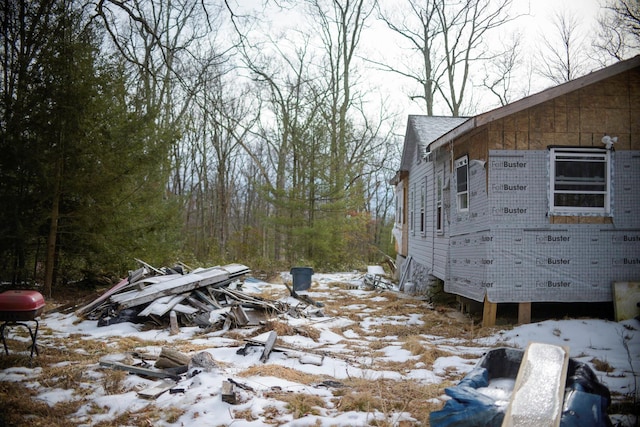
[256,320,296,336]
[101,369,127,394]
[269,392,327,419]
[0,381,84,427]
[237,364,324,385]
[590,357,615,373]
[5,282,632,426]
[333,378,455,426]
[232,407,258,422]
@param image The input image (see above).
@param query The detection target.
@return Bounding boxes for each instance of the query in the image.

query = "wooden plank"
[482,294,497,327]
[194,289,222,309]
[137,380,175,399]
[230,305,249,327]
[110,269,231,308]
[502,342,569,427]
[99,359,181,381]
[76,277,130,316]
[613,281,640,321]
[260,331,278,363]
[186,295,213,312]
[518,302,532,324]
[172,304,198,314]
[139,294,187,317]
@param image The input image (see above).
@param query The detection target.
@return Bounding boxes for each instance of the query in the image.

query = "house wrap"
[390,56,640,316]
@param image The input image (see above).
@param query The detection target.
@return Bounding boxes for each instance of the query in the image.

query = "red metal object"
[0,290,45,359]
[0,290,45,321]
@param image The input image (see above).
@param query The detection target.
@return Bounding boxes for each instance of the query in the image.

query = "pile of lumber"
[76,261,290,331]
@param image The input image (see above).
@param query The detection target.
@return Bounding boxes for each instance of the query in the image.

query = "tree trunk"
[44,158,62,298]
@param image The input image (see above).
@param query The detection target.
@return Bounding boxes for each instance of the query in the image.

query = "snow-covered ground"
[1,271,638,426]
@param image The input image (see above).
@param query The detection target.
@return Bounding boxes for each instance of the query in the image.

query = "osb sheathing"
[481,68,639,152]
[452,128,488,170]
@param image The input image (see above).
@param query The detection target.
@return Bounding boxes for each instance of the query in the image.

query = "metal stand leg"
[0,322,8,355]
[0,320,39,359]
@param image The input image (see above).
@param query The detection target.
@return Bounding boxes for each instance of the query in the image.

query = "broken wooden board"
[139,294,187,317]
[137,380,176,399]
[76,277,130,317]
[155,347,190,369]
[221,380,237,404]
[260,331,278,363]
[501,342,569,427]
[99,359,181,381]
[229,305,250,327]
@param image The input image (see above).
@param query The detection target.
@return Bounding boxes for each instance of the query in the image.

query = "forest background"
[1,0,638,297]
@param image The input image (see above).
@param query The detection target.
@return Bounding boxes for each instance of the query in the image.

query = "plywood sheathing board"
[502,342,569,427]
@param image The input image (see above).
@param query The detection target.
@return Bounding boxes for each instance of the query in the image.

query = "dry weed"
[0,381,83,426]
[273,392,327,418]
[101,369,127,394]
[233,407,258,421]
[256,320,295,336]
[237,364,324,385]
[590,357,615,373]
[333,377,450,426]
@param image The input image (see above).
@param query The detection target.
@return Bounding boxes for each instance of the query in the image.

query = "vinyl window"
[436,171,444,233]
[455,156,469,212]
[550,148,610,215]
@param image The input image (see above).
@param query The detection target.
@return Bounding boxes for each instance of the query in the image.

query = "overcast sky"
[230,0,620,121]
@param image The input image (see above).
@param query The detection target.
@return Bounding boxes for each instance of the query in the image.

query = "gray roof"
[400,115,469,170]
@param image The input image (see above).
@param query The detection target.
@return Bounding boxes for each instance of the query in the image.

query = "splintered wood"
[502,342,569,427]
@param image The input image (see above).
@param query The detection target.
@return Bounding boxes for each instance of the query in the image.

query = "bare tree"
[593,0,640,63]
[376,0,517,117]
[536,9,591,85]
[480,32,524,107]
[612,0,640,41]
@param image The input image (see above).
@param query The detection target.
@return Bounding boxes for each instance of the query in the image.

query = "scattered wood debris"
[76,261,302,333]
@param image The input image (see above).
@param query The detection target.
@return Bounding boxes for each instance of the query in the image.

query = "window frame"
[436,171,444,233]
[420,177,426,235]
[454,156,469,212]
[409,184,415,234]
[549,147,611,215]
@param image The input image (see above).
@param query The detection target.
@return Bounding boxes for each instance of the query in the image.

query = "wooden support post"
[518,302,532,324]
[482,295,497,328]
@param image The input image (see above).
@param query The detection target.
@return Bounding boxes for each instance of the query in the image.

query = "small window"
[436,171,444,233]
[455,156,469,212]
[550,148,610,215]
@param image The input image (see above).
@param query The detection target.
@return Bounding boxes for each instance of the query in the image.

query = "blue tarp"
[430,348,612,427]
